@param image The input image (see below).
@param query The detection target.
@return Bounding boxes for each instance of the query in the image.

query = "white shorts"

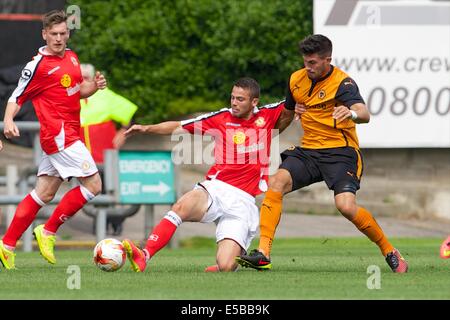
[195,179,259,251]
[38,140,98,180]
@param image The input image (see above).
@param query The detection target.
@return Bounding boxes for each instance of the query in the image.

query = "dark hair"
[233,77,260,99]
[299,34,332,58]
[42,10,67,29]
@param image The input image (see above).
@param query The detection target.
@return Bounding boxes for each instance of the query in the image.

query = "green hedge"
[69,0,312,122]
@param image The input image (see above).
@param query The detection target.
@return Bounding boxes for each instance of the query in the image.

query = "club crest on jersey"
[60,74,72,88]
[81,160,91,173]
[318,90,326,99]
[232,131,246,145]
[255,117,266,127]
[71,56,78,66]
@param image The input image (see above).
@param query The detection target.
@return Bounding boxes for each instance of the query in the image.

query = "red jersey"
[181,101,285,197]
[8,46,83,155]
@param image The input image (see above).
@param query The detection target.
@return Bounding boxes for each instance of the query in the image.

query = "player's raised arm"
[3,101,21,138]
[124,121,182,137]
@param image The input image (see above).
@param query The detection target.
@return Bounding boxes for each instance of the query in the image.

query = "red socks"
[44,186,93,233]
[3,186,95,247]
[2,191,43,248]
[145,211,182,257]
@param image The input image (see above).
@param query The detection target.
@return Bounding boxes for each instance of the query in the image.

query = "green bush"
[69,0,312,122]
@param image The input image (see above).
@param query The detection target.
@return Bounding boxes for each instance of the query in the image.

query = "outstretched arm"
[124,121,182,137]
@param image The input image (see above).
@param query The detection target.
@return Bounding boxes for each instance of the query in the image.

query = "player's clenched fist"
[94,71,107,90]
[294,103,307,121]
[3,120,20,139]
[332,105,352,122]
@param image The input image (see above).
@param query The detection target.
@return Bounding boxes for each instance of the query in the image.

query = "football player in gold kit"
[236,34,408,273]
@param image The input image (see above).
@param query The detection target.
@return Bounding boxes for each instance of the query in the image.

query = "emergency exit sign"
[118,151,175,204]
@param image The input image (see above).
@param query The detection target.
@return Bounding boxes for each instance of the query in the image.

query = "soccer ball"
[93,238,126,272]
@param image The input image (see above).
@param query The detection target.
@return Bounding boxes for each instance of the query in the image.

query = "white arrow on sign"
[141,181,171,196]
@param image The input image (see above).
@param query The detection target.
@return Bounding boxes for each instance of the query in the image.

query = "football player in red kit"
[0,10,107,269]
[122,77,294,272]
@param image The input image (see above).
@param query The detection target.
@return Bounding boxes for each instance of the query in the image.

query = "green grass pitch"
[0,237,449,300]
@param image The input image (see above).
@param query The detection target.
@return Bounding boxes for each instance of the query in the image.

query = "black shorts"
[279,146,364,195]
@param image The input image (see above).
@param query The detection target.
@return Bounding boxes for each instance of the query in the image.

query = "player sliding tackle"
[121,77,294,272]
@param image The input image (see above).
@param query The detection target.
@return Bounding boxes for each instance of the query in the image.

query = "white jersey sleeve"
[8,54,43,106]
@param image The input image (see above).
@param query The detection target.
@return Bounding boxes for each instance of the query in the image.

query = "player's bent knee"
[90,176,103,195]
[171,201,182,213]
[336,202,353,216]
[217,260,237,272]
[82,184,101,197]
[268,174,291,194]
[80,174,102,196]
[93,181,103,195]
[86,182,102,196]
[39,193,55,204]
[335,199,357,219]
[170,202,188,220]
